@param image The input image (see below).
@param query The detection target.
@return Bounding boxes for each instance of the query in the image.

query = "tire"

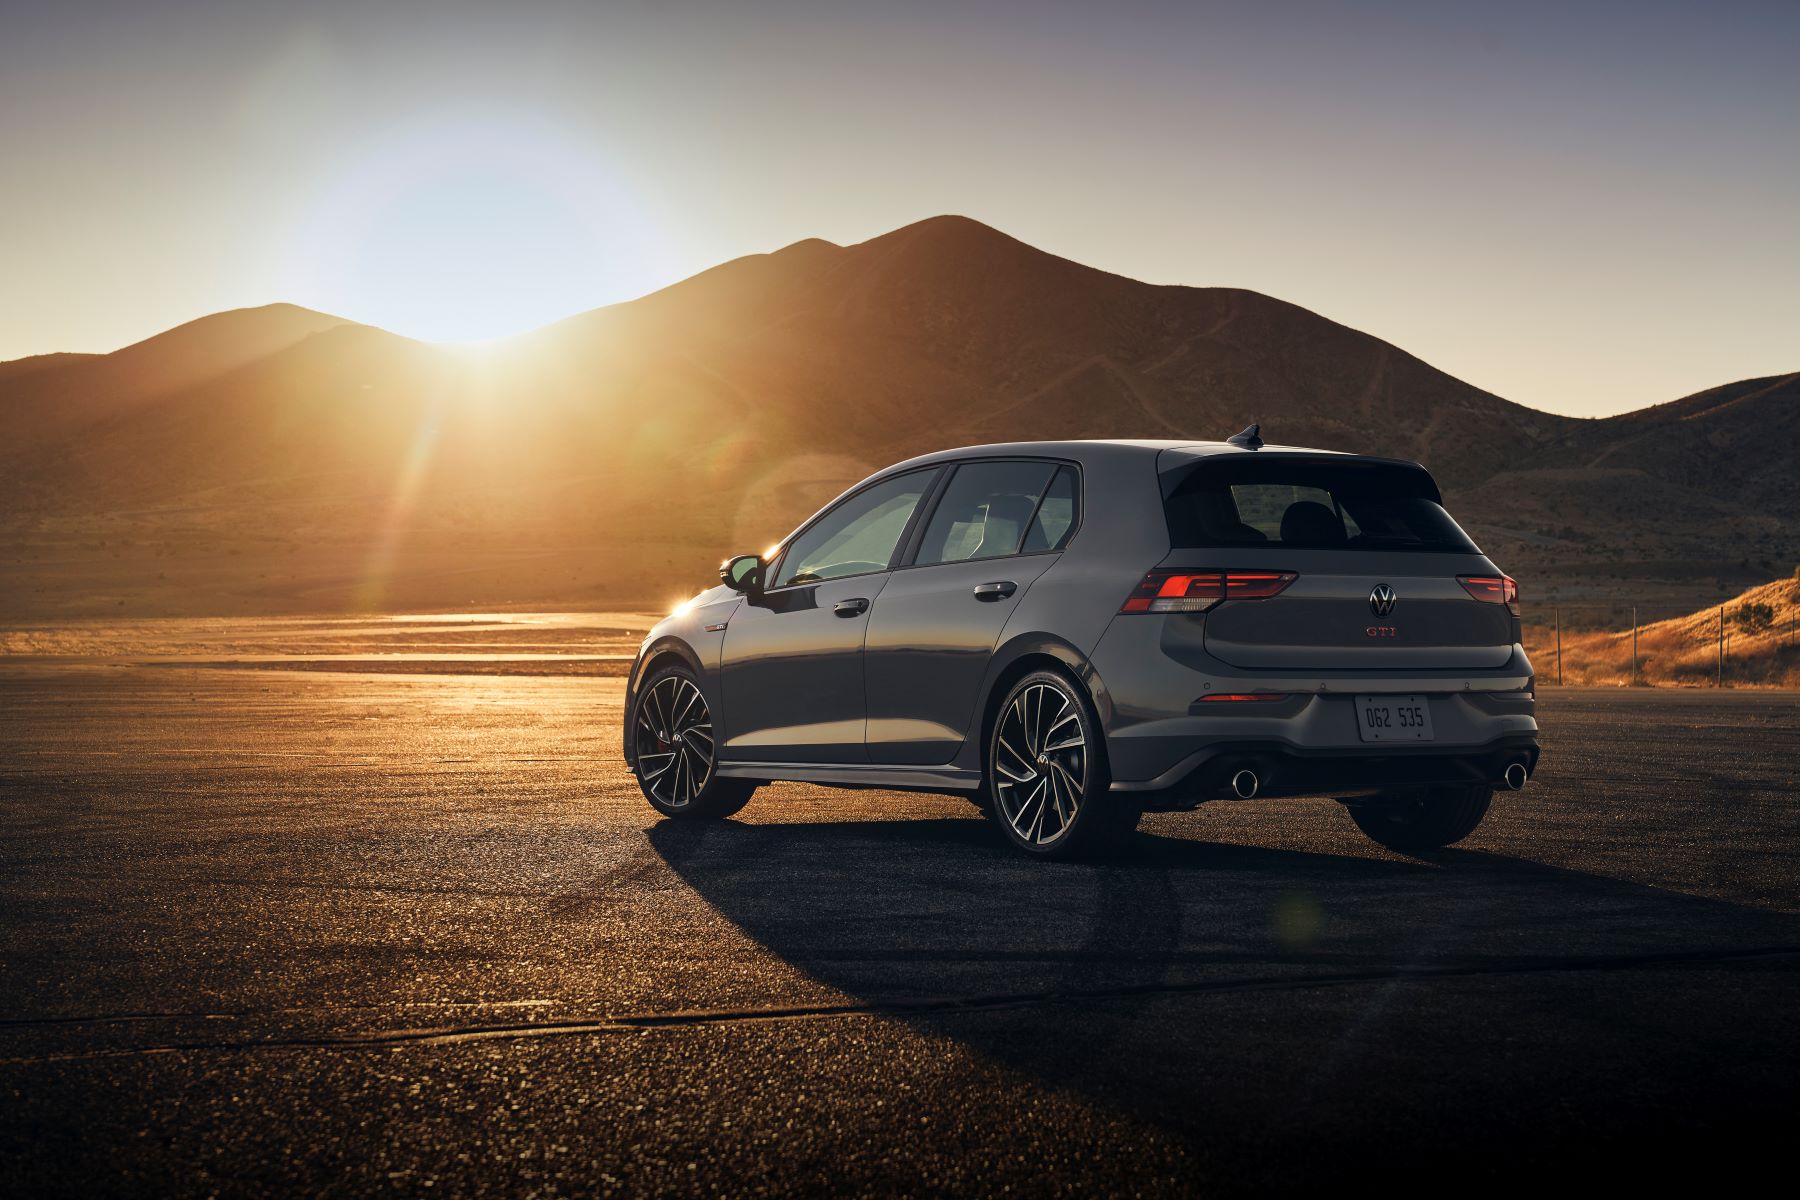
[629,665,756,820]
[1347,785,1492,852]
[985,669,1140,861]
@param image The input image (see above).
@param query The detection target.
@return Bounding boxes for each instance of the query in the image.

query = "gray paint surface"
[628,438,1538,799]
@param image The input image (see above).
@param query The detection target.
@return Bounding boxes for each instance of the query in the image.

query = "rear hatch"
[1157,451,1516,671]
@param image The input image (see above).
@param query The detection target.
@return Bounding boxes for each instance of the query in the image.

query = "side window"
[914,461,1058,567]
[771,470,934,588]
[1022,466,1079,552]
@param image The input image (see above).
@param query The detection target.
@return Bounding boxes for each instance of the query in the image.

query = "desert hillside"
[1523,573,1800,687]
[1,217,1793,617]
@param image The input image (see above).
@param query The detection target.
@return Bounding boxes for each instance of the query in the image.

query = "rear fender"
[954,633,1111,774]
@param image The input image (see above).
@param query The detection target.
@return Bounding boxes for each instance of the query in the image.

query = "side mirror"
[720,553,763,595]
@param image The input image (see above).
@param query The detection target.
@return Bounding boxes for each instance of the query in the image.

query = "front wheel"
[986,669,1140,860]
[1347,785,1492,852]
[630,666,756,820]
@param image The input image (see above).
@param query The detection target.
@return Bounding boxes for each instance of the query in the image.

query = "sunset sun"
[283,119,673,343]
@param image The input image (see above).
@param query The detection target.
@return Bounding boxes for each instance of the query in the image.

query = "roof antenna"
[1226,423,1263,450]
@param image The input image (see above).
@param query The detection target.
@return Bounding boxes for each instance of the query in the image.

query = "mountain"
[534,216,1568,485]
[1579,372,1799,516]
[0,217,1792,617]
[0,352,98,382]
[2,303,356,453]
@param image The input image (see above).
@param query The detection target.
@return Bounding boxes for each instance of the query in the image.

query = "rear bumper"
[1113,732,1540,808]
[1088,609,1537,802]
[1102,688,1537,781]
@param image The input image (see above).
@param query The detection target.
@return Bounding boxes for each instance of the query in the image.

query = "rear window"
[1162,457,1478,552]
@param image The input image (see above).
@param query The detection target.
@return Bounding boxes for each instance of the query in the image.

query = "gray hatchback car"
[623,432,1539,859]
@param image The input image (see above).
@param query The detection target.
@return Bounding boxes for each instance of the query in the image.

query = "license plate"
[1355,694,1435,742]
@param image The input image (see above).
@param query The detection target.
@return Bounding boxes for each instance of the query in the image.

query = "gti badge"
[1368,583,1397,617]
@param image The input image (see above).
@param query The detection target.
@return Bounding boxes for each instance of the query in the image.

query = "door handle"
[833,597,870,617]
[973,581,1018,601]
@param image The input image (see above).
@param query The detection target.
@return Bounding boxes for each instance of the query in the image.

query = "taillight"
[1458,574,1520,616]
[1120,570,1296,614]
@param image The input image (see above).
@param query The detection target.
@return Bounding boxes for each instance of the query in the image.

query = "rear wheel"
[631,666,756,820]
[986,669,1140,860]
[1347,785,1492,852]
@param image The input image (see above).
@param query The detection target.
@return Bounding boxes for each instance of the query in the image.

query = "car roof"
[765,438,1437,560]
[885,439,1424,472]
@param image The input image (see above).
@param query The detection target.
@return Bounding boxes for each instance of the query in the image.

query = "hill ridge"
[0,216,1791,617]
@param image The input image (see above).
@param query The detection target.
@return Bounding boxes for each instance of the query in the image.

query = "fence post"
[1717,606,1724,688]
[1554,605,1563,687]
[1631,607,1638,685]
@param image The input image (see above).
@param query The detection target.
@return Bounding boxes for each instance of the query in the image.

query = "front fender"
[623,635,710,771]
[626,634,706,698]
[622,589,739,769]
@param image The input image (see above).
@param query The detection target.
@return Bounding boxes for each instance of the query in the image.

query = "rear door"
[863,461,1078,764]
[1159,454,1515,671]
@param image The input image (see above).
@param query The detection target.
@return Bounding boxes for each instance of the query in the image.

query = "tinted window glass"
[1022,466,1079,552]
[915,461,1057,566]
[772,470,934,587]
[1163,459,1476,552]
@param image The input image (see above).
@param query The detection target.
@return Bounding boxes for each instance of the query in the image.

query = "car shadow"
[646,812,1800,1185]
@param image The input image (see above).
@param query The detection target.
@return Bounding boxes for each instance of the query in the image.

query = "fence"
[1520,600,1800,689]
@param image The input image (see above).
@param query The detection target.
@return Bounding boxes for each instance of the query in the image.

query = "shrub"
[1734,602,1775,634]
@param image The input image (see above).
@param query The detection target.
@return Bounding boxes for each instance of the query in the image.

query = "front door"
[718,467,939,764]
[718,576,890,762]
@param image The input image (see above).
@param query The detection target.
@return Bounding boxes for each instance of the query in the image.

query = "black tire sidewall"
[1350,785,1492,851]
[631,664,752,820]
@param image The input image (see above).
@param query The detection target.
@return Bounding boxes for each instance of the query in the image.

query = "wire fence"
[1521,599,1800,689]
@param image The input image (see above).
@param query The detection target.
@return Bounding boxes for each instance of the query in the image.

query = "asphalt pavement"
[1,665,1796,1196]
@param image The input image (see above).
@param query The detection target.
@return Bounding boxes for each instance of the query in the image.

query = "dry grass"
[1526,575,1800,687]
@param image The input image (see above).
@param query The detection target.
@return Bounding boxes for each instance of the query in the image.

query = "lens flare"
[352,409,442,611]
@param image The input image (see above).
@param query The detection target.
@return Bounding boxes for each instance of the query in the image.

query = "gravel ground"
[2,667,1796,1196]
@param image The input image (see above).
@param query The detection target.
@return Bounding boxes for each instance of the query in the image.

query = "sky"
[1,0,1795,417]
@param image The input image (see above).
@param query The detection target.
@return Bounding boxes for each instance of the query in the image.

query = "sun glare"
[283,117,675,343]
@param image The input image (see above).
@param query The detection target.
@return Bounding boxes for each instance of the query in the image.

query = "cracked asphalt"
[2,665,1797,1196]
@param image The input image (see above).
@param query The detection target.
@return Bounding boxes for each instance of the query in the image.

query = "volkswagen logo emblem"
[1369,583,1397,617]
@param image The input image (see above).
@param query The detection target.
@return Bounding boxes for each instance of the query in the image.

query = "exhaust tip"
[1503,762,1528,791]
[1231,769,1260,800]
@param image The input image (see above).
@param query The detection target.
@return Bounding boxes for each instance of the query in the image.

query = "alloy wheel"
[634,675,715,809]
[993,681,1088,846]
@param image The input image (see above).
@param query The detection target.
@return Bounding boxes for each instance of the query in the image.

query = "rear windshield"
[1162,457,1478,552]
